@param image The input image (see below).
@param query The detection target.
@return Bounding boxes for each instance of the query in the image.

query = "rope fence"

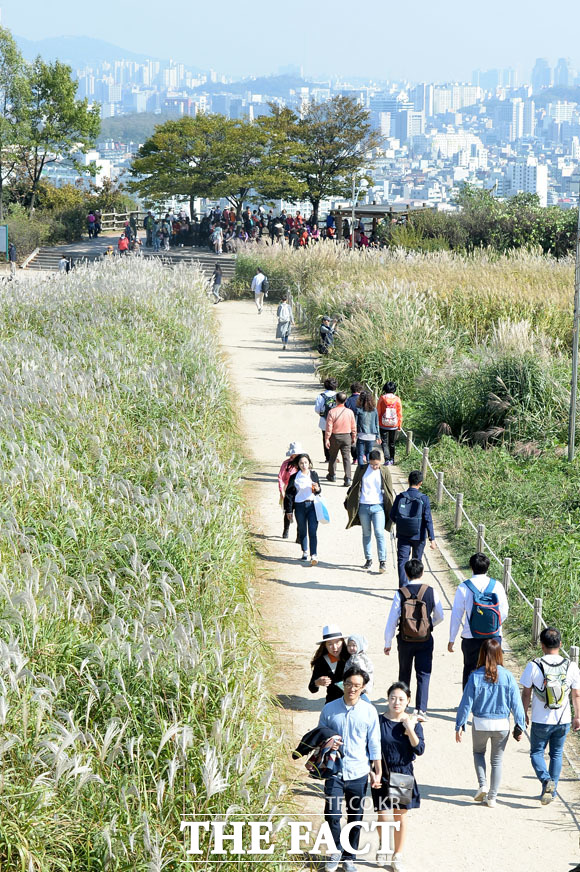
[401,427,577,663]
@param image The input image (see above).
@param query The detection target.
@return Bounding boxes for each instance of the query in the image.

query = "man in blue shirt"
[318,667,382,872]
[390,470,436,587]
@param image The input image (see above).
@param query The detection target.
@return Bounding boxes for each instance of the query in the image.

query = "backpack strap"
[399,587,411,601]
[463,579,478,597]
[416,584,428,602]
[484,579,496,595]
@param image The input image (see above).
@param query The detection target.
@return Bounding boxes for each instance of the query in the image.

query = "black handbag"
[387,772,414,806]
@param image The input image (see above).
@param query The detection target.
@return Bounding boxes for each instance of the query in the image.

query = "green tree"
[282,96,383,224]
[19,57,100,215]
[0,27,27,221]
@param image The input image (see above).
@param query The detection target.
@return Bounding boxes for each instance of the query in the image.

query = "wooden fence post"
[421,447,429,481]
[503,557,512,594]
[436,472,444,506]
[454,494,463,530]
[406,430,413,456]
[477,523,485,553]
[532,598,543,644]
[571,645,579,666]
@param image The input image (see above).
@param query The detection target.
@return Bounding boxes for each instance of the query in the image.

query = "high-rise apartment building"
[494,98,524,141]
[531,58,552,91]
[523,100,536,137]
[410,83,433,117]
[508,157,548,205]
[554,58,573,87]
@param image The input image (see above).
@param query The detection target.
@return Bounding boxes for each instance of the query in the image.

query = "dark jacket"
[293,725,338,758]
[390,488,435,542]
[344,464,395,529]
[308,654,347,702]
[284,470,321,514]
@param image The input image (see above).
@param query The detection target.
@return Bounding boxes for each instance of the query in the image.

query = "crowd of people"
[272,321,580,871]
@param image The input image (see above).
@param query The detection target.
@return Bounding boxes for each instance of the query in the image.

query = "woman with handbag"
[372,682,424,871]
[278,441,301,539]
[284,453,322,566]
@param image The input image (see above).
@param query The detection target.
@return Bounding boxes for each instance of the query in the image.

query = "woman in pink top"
[278,441,302,539]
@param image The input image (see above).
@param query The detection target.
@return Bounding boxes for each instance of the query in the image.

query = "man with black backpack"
[384,558,444,720]
[448,552,509,688]
[520,626,580,805]
[314,378,338,463]
[390,470,436,587]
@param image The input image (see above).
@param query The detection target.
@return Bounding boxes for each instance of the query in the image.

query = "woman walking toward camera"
[278,441,301,539]
[372,682,425,871]
[308,624,349,703]
[276,294,295,350]
[455,638,525,808]
[344,449,395,573]
[284,453,322,565]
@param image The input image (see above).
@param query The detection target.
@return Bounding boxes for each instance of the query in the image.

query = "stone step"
[25,247,237,278]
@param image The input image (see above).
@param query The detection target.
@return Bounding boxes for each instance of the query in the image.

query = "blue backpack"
[464,579,501,637]
[395,492,424,540]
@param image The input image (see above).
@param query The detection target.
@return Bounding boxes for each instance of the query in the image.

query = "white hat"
[286,441,303,457]
[317,624,345,645]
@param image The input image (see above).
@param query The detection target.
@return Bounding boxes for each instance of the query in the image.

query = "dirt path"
[218,299,579,871]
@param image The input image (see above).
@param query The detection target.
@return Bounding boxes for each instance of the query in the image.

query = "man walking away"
[384,558,444,720]
[520,626,580,805]
[448,552,509,689]
[377,382,402,465]
[325,392,356,486]
[315,378,338,463]
[390,470,436,587]
[251,266,267,313]
[346,382,364,465]
[318,667,382,872]
[8,242,16,278]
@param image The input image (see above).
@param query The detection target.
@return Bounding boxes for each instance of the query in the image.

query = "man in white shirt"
[251,267,267,313]
[520,626,580,804]
[448,552,509,688]
[384,558,444,719]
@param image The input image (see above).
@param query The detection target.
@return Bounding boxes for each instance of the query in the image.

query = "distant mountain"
[15,35,202,72]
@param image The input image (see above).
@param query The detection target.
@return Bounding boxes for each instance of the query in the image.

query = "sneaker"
[301,552,308,561]
[342,862,357,872]
[282,530,289,539]
[326,474,336,482]
[324,854,341,872]
[375,854,390,869]
[379,561,387,573]
[311,556,318,566]
[415,709,427,722]
[485,796,497,808]
[473,787,487,802]
[392,855,405,872]
[362,559,372,570]
[541,779,556,805]
[343,478,352,486]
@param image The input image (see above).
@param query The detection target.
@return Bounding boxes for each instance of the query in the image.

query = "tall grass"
[0,260,288,870]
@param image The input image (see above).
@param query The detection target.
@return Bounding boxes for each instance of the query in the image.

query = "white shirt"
[384,585,444,648]
[294,470,314,503]
[360,466,383,506]
[449,574,509,642]
[251,272,265,294]
[520,654,580,725]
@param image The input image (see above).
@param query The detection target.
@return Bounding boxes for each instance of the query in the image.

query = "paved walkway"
[218,299,579,871]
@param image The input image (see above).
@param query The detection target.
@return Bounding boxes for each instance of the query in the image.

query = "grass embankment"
[0,260,287,870]
[233,245,580,654]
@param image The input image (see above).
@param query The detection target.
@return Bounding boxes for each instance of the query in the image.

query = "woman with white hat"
[278,441,302,539]
[309,625,349,704]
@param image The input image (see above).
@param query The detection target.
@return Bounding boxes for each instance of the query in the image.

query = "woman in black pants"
[284,453,321,566]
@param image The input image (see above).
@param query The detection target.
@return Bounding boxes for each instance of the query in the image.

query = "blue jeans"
[294,500,318,556]
[359,503,386,561]
[356,438,375,465]
[324,774,368,860]
[529,722,571,791]
[397,537,426,586]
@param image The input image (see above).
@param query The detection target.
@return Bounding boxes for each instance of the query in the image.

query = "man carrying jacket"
[390,470,436,586]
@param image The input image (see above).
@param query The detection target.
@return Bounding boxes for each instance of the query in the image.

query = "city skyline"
[5,0,580,81]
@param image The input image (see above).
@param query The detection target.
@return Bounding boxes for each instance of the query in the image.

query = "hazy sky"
[4,0,580,81]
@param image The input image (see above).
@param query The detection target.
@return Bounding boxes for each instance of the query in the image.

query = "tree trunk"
[312,198,320,227]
